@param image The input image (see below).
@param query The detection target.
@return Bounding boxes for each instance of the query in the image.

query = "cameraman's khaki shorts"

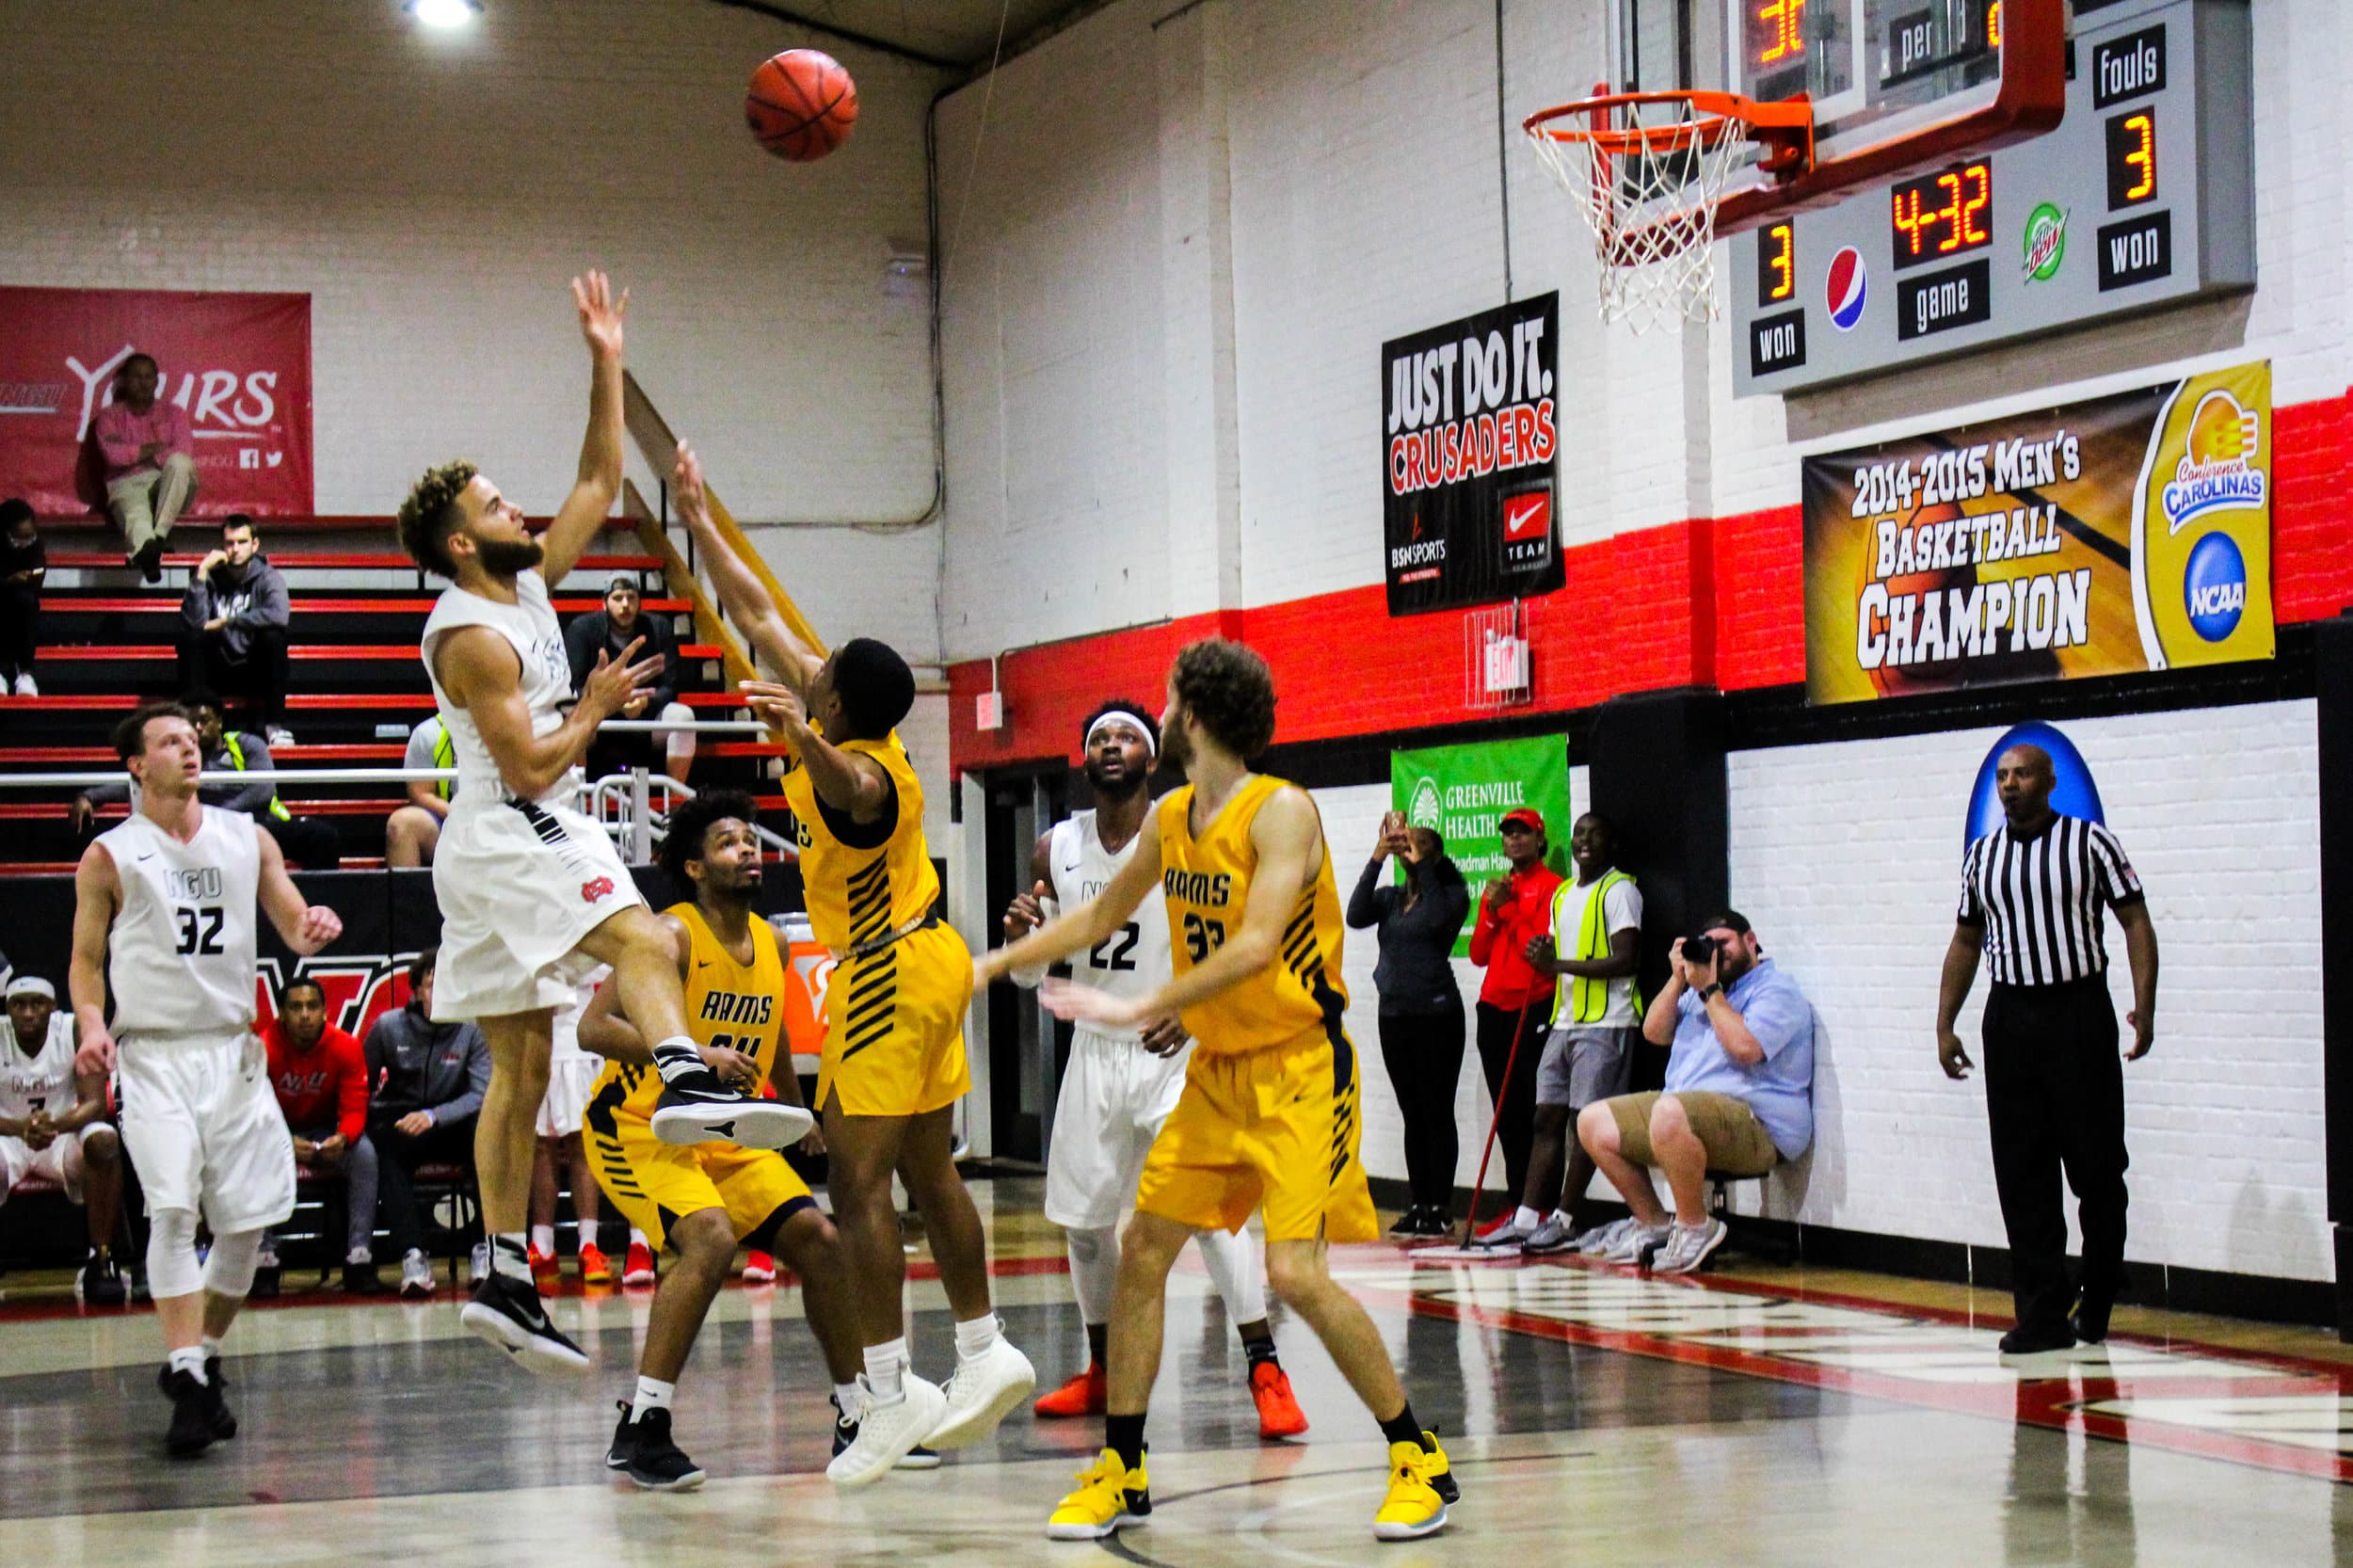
[1605,1090,1777,1177]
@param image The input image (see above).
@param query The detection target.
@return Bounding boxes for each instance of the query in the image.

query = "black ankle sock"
[1376,1402,1422,1448]
[1106,1414,1146,1472]
[1241,1332,1277,1370]
[1085,1321,1109,1367]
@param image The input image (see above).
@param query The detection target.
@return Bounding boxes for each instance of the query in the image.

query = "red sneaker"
[1032,1362,1108,1418]
[578,1242,614,1286]
[526,1243,558,1289]
[1250,1361,1308,1439]
[622,1240,656,1287]
[742,1250,778,1284]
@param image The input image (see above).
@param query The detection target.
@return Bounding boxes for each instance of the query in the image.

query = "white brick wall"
[1725,702,2328,1282]
[0,0,944,657]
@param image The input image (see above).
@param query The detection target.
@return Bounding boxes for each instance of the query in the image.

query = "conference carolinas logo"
[2159,390,2265,532]
[1827,248,1868,331]
[1963,721,2106,849]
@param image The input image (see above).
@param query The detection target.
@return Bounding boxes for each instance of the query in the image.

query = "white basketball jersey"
[0,1013,77,1121]
[1047,809,1172,1041]
[421,569,575,808]
[96,808,261,1039]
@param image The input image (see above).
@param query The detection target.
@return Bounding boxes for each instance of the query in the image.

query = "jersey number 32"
[176,905,227,955]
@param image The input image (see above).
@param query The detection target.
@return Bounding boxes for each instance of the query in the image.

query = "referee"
[1935,743,2159,1355]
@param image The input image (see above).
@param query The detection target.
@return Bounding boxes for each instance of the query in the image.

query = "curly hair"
[396,460,478,578]
[662,788,761,888]
[1169,639,1276,760]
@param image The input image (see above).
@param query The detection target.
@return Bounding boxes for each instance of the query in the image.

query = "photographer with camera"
[1573,911,1814,1275]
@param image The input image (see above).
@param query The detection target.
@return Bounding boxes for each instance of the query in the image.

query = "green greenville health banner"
[1391,734,1571,957]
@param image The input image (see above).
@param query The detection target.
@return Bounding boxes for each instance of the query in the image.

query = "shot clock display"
[1890,163,1993,269]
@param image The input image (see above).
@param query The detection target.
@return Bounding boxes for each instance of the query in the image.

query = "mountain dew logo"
[1407,776,1443,832]
[2024,203,2068,282]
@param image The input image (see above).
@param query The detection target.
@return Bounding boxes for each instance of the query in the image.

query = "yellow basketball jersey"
[595,902,788,1120]
[780,729,940,951]
[1157,774,1350,1056]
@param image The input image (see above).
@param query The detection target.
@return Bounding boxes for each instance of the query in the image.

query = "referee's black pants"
[1982,976,2129,1336]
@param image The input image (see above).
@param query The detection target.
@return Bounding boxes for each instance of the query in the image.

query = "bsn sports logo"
[2182,531,2248,642]
[1827,248,1868,331]
[581,875,616,904]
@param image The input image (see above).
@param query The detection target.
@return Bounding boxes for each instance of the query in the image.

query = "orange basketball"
[745,49,857,163]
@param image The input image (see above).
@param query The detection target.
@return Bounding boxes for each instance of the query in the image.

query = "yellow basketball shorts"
[815,920,974,1118]
[584,1110,811,1254]
[1134,1025,1378,1244]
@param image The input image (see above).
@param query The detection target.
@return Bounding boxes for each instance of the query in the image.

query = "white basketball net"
[1525,100,1752,334]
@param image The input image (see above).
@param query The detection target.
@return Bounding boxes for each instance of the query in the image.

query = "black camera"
[1680,934,1719,968]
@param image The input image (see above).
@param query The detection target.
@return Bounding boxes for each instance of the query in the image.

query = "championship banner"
[0,285,315,518]
[1391,734,1571,956]
[1382,292,1564,615]
[1804,361,2273,705]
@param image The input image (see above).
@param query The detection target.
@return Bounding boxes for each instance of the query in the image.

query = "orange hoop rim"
[1523,88,1815,162]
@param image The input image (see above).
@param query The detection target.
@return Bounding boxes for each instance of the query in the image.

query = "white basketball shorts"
[1044,1028,1194,1231]
[431,798,646,1021]
[0,1129,87,1204]
[536,1056,599,1139]
[116,1032,296,1234]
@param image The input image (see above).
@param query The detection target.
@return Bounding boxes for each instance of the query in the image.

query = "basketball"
[745,48,857,162]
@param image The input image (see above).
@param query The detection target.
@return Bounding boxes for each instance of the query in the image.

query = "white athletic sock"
[1513,1205,1542,1228]
[530,1225,555,1256]
[833,1381,862,1417]
[630,1228,650,1247]
[954,1315,1000,1361]
[168,1346,206,1382]
[200,1335,223,1360]
[864,1338,907,1401]
[651,1036,706,1085]
[490,1232,534,1282]
[631,1375,675,1420]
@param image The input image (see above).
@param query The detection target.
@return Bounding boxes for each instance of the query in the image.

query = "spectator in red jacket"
[259,976,379,1295]
[1466,807,1562,1211]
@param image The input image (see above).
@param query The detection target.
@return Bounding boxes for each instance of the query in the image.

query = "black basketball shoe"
[203,1355,238,1439]
[159,1368,216,1459]
[649,1073,811,1150]
[459,1270,590,1375]
[610,1405,706,1491]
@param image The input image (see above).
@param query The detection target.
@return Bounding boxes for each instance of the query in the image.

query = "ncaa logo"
[2182,531,2248,642]
[1826,248,1868,331]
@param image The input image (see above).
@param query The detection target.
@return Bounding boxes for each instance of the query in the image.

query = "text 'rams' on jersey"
[589,904,790,1127]
[780,730,939,951]
[1154,775,1350,1057]
[95,807,262,1039]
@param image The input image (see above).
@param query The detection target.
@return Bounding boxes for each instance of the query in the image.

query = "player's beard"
[1160,717,1192,776]
[1083,760,1148,802]
[477,536,545,577]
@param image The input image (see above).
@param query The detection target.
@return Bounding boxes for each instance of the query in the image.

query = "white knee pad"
[1193,1224,1268,1325]
[203,1226,265,1300]
[146,1208,205,1300]
[1065,1225,1119,1325]
[658,701,696,766]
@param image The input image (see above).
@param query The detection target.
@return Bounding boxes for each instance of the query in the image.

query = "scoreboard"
[1730,0,2252,397]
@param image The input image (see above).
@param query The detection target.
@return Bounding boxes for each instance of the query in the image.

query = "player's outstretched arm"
[978,825,1162,990]
[536,270,629,584]
[672,441,822,693]
[69,842,120,1077]
[742,680,890,821]
[256,826,343,956]
[1060,784,1319,1030]
[439,624,658,801]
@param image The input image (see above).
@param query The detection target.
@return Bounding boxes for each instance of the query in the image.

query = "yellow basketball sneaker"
[1046,1448,1151,1540]
[1373,1436,1451,1541]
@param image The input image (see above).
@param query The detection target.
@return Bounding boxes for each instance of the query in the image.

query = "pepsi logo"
[2182,531,2248,642]
[1827,248,1868,332]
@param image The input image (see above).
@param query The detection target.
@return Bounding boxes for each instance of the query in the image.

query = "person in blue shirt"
[1574,910,1814,1275]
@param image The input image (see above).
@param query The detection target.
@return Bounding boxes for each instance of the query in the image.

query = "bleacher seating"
[0,512,776,871]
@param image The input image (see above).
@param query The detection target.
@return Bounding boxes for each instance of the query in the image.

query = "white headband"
[1085,711,1156,758]
[5,976,56,1001]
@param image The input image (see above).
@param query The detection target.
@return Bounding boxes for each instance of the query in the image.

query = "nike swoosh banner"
[1382,291,1563,614]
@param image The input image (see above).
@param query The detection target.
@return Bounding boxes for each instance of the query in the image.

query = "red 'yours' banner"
[0,285,314,518]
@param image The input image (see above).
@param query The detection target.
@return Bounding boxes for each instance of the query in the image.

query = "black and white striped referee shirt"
[1957,814,2143,986]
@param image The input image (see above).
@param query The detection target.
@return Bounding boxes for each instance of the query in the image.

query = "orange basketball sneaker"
[1250,1361,1308,1439]
[621,1237,657,1287]
[578,1242,615,1286]
[742,1251,778,1284]
[527,1243,558,1289]
[1033,1362,1108,1418]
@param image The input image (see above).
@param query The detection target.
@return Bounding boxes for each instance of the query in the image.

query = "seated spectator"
[2,497,45,696]
[566,574,695,783]
[72,695,342,868]
[94,353,196,583]
[0,976,127,1304]
[386,713,455,868]
[259,976,378,1295]
[362,947,489,1300]
[1345,811,1470,1238]
[1576,910,1815,1276]
[179,516,293,746]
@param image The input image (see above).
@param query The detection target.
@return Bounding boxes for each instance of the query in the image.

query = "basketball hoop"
[1525,89,1813,333]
